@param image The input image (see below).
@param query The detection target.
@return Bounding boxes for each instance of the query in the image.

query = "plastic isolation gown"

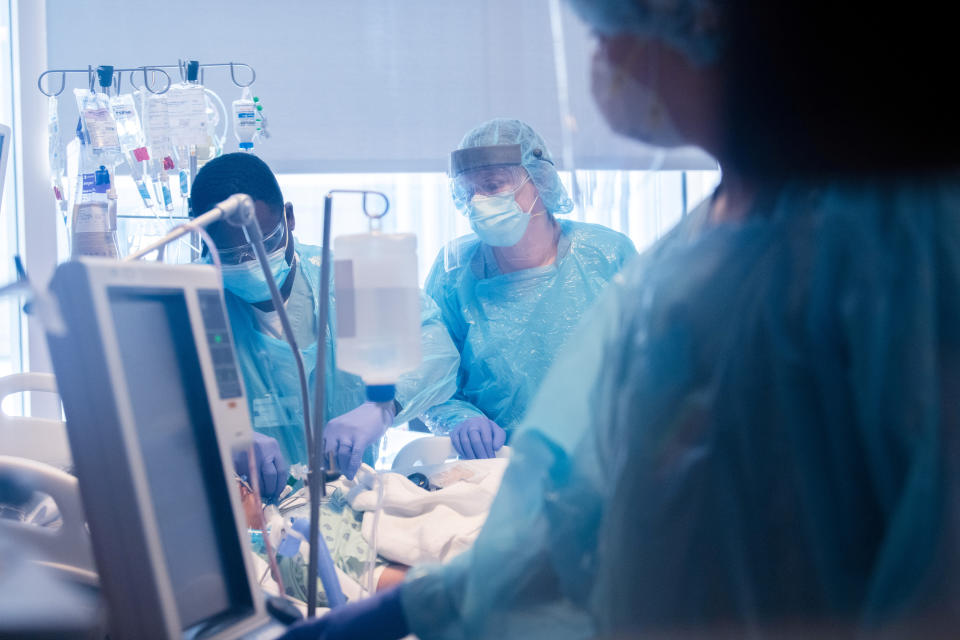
[401,174,960,639]
[422,219,637,436]
[227,240,459,467]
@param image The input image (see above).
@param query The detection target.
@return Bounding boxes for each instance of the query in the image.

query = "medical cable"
[231,210,319,607]
[233,215,315,463]
[155,216,220,267]
[306,192,336,617]
[123,193,247,261]
[306,190,390,616]
[124,190,313,509]
[220,205,316,489]
[245,444,286,597]
[365,468,386,597]
[126,195,311,606]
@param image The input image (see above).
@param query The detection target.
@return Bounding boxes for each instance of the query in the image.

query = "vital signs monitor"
[46,258,290,639]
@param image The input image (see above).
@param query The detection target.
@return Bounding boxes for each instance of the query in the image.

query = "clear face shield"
[442,144,532,270]
[451,165,530,205]
[545,0,719,252]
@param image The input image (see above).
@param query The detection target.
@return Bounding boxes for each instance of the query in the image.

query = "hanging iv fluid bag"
[233,87,257,151]
[334,233,422,399]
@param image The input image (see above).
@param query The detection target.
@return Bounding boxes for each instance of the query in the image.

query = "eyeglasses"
[452,166,529,202]
[216,220,287,265]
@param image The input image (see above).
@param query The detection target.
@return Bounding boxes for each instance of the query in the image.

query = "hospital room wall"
[44,0,716,174]
[42,0,718,275]
[2,0,719,414]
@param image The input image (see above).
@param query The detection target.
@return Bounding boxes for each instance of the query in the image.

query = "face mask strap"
[522,191,542,216]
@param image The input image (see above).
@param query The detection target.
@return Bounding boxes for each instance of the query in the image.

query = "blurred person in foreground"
[282,1,960,638]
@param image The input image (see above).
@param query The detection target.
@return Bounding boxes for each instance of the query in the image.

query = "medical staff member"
[190,153,458,489]
[422,119,636,459]
[282,0,960,638]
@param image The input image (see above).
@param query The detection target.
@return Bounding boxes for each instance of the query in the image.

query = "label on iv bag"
[112,103,134,119]
[145,97,173,150]
[82,108,121,152]
[71,232,119,258]
[167,85,209,147]
[73,172,112,232]
[73,202,112,232]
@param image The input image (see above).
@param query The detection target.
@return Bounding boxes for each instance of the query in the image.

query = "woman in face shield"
[282,1,960,639]
[421,118,637,460]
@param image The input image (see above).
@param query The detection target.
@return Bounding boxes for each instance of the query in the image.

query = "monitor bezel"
[47,258,276,639]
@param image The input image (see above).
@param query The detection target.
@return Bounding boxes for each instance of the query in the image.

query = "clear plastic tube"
[47,96,69,227]
[246,445,286,597]
[111,93,154,209]
[365,467,386,597]
[140,90,176,213]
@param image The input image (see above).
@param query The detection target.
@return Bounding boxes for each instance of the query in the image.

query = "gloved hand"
[450,416,506,459]
[233,432,289,504]
[279,585,408,640]
[324,402,394,480]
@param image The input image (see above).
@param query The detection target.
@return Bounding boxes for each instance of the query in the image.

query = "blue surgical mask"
[467,179,541,247]
[220,242,293,303]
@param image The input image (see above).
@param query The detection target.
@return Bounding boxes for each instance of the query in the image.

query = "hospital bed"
[1,399,510,622]
[0,372,71,468]
[0,372,94,583]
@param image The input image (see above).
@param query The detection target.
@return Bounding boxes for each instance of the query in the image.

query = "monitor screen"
[108,288,252,630]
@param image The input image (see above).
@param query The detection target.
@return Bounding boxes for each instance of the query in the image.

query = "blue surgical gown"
[401,175,960,638]
[226,240,459,467]
[422,219,637,436]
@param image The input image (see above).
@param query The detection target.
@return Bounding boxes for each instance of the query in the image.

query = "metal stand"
[306,189,389,617]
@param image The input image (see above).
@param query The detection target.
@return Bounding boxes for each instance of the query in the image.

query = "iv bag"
[334,233,422,395]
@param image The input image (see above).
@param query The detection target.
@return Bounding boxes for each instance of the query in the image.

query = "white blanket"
[342,459,508,566]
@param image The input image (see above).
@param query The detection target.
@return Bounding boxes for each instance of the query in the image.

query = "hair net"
[452,118,574,215]
[401,173,960,638]
[566,0,724,65]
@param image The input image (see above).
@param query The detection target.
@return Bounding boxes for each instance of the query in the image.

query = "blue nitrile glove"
[233,432,289,504]
[450,416,506,459]
[279,585,408,640]
[323,402,394,480]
